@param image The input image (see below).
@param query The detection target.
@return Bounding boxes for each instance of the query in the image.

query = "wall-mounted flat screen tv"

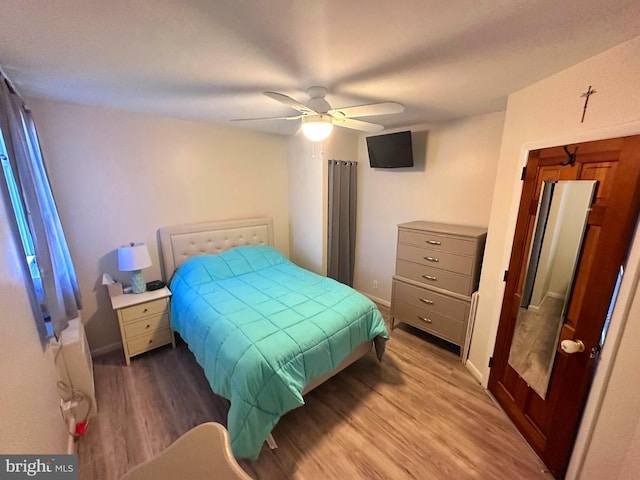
[366,130,413,168]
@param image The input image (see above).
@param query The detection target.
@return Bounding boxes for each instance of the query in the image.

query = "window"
[1,77,80,339]
[0,130,51,335]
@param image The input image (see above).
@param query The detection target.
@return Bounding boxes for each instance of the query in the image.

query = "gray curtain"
[521,181,555,308]
[0,77,81,338]
[327,160,357,286]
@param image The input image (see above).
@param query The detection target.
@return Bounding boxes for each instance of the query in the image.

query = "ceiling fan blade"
[334,117,384,132]
[263,92,317,115]
[329,102,404,118]
[231,114,303,122]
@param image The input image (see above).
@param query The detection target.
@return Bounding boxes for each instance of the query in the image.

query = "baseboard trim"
[360,291,390,307]
[91,341,122,358]
[465,359,484,385]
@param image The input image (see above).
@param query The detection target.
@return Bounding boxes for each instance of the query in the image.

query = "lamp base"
[130,270,146,294]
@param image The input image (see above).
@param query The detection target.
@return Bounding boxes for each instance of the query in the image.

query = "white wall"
[287,134,323,272]
[530,182,563,307]
[465,35,640,478]
[530,182,592,307]
[548,183,594,297]
[580,270,640,478]
[287,128,359,274]
[28,99,290,353]
[287,112,504,302]
[0,184,68,453]
[354,112,505,302]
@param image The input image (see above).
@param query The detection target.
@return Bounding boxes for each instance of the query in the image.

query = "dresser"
[391,221,487,358]
[110,287,176,365]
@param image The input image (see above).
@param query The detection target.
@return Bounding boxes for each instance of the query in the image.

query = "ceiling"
[1,1,639,136]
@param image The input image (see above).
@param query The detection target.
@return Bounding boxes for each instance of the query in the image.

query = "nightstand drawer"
[393,300,465,346]
[120,298,167,323]
[396,259,472,296]
[110,286,174,365]
[398,230,476,255]
[397,244,473,275]
[124,313,170,339]
[127,328,172,356]
[393,280,468,322]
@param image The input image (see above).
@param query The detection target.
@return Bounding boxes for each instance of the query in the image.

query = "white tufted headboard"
[157,217,274,283]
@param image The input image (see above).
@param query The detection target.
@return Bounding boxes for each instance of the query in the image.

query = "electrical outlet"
[373,280,378,289]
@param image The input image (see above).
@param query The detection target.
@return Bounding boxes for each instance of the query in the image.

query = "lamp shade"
[301,114,333,142]
[118,242,152,272]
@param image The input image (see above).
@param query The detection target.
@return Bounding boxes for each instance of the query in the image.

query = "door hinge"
[488,356,493,368]
[521,167,526,180]
[503,270,508,282]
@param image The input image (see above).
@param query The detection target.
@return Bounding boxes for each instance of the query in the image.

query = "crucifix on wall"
[580,85,596,123]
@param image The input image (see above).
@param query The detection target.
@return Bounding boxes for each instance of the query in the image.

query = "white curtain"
[327,160,357,286]
[0,77,81,337]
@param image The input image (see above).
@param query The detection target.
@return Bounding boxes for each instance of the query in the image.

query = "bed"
[158,218,388,459]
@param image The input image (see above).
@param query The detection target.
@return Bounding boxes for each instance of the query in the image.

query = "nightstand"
[109,287,176,365]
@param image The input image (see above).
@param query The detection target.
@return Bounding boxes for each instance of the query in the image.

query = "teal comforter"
[170,245,388,459]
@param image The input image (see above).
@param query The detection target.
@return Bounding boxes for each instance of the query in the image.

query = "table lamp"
[118,242,152,294]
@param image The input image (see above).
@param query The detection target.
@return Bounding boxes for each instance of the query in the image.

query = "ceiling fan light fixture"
[301,115,333,142]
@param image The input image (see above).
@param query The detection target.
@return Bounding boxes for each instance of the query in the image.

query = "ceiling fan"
[233,86,405,141]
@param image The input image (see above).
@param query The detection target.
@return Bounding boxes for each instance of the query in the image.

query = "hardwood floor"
[79,306,551,479]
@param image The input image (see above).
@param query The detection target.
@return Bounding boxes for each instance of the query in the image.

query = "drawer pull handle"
[423,256,439,262]
[145,324,150,329]
[419,297,434,305]
[426,240,441,245]
[143,308,148,313]
[417,315,433,324]
[148,339,153,344]
[422,275,437,281]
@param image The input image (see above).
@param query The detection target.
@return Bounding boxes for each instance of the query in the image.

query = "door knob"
[561,339,585,354]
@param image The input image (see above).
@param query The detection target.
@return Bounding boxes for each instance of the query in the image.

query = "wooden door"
[488,135,640,478]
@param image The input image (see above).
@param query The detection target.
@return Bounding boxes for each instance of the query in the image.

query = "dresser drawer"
[120,298,168,324]
[127,328,172,356]
[393,300,465,346]
[393,280,468,322]
[397,244,473,275]
[396,260,472,296]
[398,229,476,255]
[123,313,170,339]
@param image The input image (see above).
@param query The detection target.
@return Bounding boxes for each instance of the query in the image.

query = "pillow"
[175,245,287,283]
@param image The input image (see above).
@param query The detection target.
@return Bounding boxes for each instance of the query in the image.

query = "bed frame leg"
[265,433,278,450]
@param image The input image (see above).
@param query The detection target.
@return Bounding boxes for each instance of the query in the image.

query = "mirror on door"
[508,180,597,398]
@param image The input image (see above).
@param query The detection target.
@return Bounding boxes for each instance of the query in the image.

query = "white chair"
[121,422,252,480]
